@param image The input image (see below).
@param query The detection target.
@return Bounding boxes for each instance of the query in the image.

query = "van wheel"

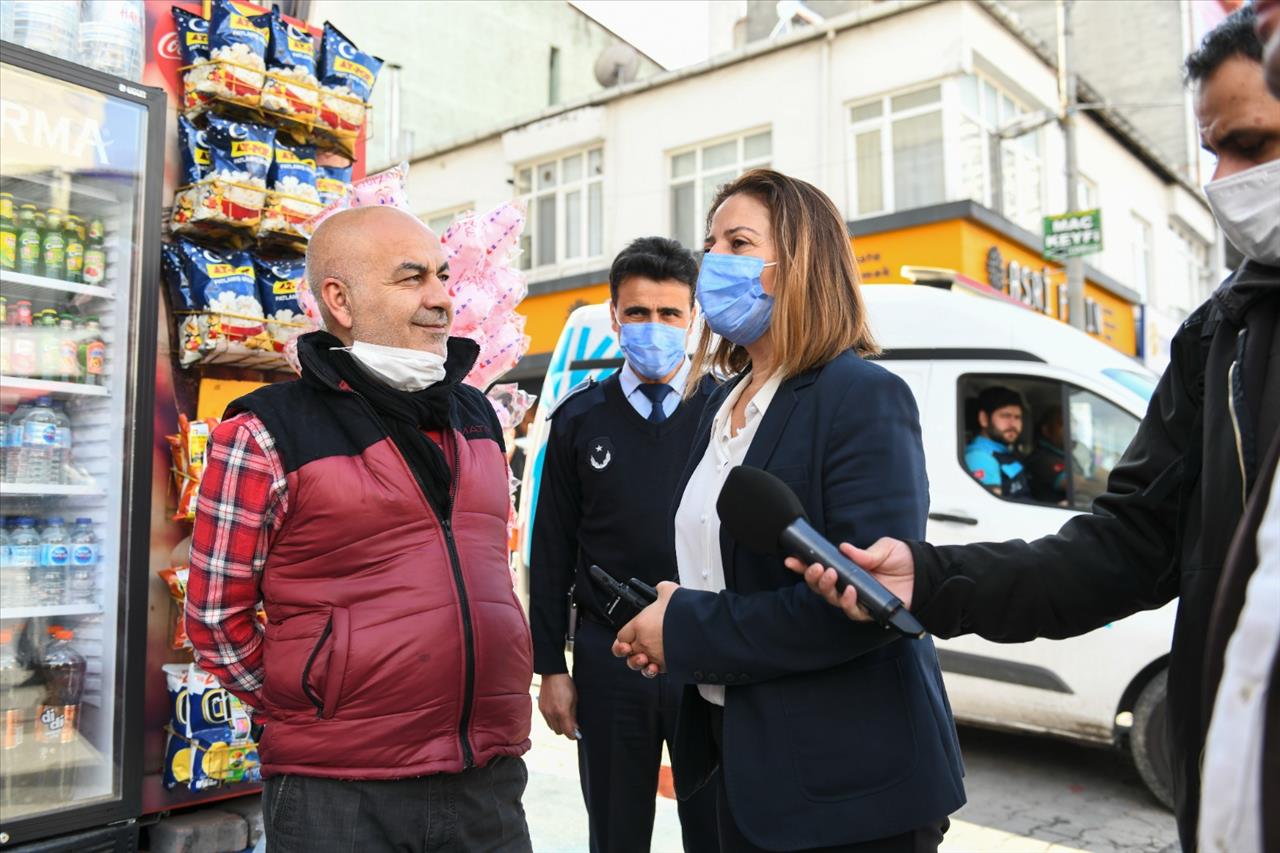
[1130,668,1174,810]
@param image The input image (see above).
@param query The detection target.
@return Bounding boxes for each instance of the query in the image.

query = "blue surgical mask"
[696,253,777,345]
[617,321,687,380]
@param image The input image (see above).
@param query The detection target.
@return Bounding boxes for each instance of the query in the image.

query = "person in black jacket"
[528,237,717,853]
[787,10,1280,852]
[613,170,965,853]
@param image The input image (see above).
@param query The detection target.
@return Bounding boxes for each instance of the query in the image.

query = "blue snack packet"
[177,116,211,186]
[171,8,210,65]
[208,0,269,61]
[162,243,197,311]
[268,138,318,192]
[320,22,383,102]
[316,164,352,205]
[266,11,316,75]
[205,115,276,184]
[254,256,305,319]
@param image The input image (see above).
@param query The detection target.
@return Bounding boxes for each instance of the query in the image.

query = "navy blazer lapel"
[721,370,820,588]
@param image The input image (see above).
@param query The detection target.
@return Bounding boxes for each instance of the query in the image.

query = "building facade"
[406,0,1219,386]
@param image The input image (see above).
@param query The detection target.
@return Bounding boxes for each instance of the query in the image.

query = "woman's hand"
[612,581,679,677]
[784,538,916,621]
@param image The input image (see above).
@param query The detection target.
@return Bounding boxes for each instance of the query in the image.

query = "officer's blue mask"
[695,253,777,346]
[616,320,688,381]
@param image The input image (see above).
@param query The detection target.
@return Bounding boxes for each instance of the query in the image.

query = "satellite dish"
[594,44,640,88]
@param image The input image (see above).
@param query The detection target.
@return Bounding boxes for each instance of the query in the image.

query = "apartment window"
[515,146,604,270]
[548,47,561,107]
[848,85,945,217]
[1168,223,1212,310]
[1077,174,1099,211]
[422,204,473,236]
[669,129,771,248]
[1131,213,1153,294]
[953,73,1044,230]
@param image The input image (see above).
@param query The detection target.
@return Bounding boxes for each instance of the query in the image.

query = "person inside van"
[1025,405,1068,505]
[611,169,965,853]
[964,386,1030,498]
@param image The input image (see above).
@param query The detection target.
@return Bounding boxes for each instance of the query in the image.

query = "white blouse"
[674,371,783,706]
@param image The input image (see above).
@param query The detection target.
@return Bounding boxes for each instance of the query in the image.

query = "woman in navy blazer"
[614,170,965,852]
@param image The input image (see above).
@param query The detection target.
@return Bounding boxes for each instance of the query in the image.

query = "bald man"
[187,207,535,852]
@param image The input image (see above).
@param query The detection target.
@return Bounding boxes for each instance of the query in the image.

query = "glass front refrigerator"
[0,41,163,848]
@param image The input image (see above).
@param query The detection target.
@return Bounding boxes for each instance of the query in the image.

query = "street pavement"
[523,682,1179,853]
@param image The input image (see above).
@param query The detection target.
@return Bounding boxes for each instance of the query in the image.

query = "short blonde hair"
[690,169,879,382]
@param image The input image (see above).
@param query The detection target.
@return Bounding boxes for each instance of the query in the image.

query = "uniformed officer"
[964,385,1031,498]
[529,236,717,853]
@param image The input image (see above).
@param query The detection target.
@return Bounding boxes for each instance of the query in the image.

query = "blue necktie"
[638,383,673,424]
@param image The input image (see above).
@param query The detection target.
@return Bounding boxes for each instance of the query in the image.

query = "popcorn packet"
[172,117,275,237]
[163,242,208,366]
[177,115,211,186]
[315,22,382,156]
[316,163,352,206]
[260,138,322,246]
[172,8,214,117]
[206,0,269,109]
[261,10,319,126]
[178,241,270,348]
[254,255,308,350]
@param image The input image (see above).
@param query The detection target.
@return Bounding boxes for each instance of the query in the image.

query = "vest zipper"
[1226,359,1248,511]
[346,390,477,769]
[301,616,333,717]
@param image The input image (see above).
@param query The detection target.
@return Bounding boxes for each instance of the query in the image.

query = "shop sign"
[985,245,1100,330]
[1043,209,1103,259]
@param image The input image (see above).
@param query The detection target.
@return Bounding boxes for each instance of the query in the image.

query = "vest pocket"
[300,607,351,719]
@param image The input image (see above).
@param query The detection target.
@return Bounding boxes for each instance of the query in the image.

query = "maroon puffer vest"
[231,333,532,779]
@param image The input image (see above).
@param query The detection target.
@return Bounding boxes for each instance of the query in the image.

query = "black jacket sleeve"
[909,322,1202,642]
[528,414,582,674]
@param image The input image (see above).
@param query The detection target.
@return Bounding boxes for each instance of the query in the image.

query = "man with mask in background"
[530,236,717,853]
[187,206,534,852]
[785,7,1280,851]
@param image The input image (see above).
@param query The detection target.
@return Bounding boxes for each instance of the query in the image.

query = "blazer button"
[706,673,720,683]
[693,670,704,681]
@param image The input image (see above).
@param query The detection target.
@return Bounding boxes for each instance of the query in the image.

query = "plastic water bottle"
[16,398,59,485]
[52,403,72,485]
[7,518,39,607]
[0,526,11,604]
[36,518,69,606]
[1,403,29,483]
[0,411,7,482]
[67,519,98,605]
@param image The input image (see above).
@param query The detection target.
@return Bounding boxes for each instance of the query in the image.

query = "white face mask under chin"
[1204,159,1280,267]
[334,341,448,392]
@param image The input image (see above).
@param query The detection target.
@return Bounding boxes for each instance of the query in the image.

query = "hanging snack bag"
[157,565,191,648]
[172,8,214,116]
[261,11,319,124]
[177,115,211,186]
[254,255,307,350]
[191,116,276,231]
[316,22,382,155]
[261,138,322,242]
[316,163,352,206]
[181,241,269,346]
[167,414,216,522]
[207,0,269,108]
[162,664,259,791]
[164,242,208,366]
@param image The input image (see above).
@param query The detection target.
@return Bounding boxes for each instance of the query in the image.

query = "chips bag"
[172,8,214,116]
[157,565,191,648]
[261,10,319,123]
[167,414,217,521]
[162,664,260,792]
[254,255,307,350]
[316,163,352,206]
[207,0,269,107]
[316,22,382,153]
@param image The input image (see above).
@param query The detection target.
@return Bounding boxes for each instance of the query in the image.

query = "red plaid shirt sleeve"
[186,413,288,709]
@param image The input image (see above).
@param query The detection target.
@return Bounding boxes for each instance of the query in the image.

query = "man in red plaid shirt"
[187,207,534,852]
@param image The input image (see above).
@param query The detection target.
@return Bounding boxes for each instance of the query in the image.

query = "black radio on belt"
[587,565,658,625]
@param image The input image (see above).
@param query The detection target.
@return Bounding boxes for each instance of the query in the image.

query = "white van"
[515,282,1174,808]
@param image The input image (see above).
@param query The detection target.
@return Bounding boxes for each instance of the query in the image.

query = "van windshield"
[1103,368,1157,402]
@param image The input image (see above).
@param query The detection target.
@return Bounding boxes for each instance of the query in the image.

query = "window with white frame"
[514,146,604,271]
[669,129,771,249]
[1131,212,1153,294]
[421,204,474,236]
[1167,222,1212,311]
[1077,174,1098,211]
[954,73,1044,230]
[848,85,946,218]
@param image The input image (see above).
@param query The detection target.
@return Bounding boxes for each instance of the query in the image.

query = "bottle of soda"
[37,310,61,381]
[36,627,85,802]
[16,204,41,276]
[57,313,80,383]
[79,318,106,387]
[0,627,30,811]
[0,193,16,271]
[41,208,66,281]
[82,218,106,288]
[63,215,85,284]
[68,519,99,605]
[37,517,70,606]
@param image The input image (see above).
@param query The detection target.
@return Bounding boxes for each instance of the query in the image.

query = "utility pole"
[1057,0,1086,330]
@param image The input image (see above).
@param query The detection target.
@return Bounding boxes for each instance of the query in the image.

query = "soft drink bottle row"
[0,300,107,385]
[0,625,86,806]
[0,193,109,286]
[0,397,78,486]
[0,517,99,608]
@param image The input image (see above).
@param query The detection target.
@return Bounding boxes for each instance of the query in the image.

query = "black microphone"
[716,466,925,639]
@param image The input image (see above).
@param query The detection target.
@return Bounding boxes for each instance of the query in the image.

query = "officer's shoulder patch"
[547,378,598,420]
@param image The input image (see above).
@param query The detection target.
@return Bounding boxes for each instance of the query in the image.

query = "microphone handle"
[781,519,925,638]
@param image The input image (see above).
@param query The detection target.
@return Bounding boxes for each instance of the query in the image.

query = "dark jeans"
[707,704,949,853]
[574,618,718,853]
[262,756,532,853]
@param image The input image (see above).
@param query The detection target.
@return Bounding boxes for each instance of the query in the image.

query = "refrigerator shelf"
[0,483,104,497]
[0,603,104,620]
[0,270,116,301]
[0,377,111,397]
[2,168,121,203]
